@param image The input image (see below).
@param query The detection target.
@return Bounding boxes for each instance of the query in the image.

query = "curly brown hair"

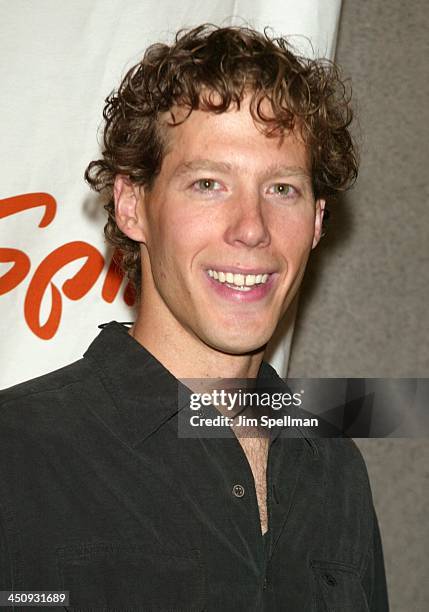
[85,24,358,294]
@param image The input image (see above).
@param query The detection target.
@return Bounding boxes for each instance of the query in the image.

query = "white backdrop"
[0,0,341,388]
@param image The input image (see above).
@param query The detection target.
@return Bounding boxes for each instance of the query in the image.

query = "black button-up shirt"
[0,321,389,611]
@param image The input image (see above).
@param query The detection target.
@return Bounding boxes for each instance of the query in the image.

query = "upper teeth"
[207,269,270,286]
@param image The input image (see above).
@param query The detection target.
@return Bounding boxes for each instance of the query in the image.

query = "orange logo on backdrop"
[0,193,135,339]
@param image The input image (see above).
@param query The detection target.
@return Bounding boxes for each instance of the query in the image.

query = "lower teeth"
[225,283,252,291]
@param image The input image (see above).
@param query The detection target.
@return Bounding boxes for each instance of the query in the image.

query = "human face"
[135,98,324,356]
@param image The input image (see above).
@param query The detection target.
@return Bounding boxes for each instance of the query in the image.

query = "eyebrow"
[173,159,232,176]
[172,159,311,181]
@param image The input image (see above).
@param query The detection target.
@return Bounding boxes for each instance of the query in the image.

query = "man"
[0,25,388,610]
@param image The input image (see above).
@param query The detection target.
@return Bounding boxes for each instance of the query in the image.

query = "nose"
[223,189,271,249]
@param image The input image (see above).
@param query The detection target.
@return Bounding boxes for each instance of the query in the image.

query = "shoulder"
[0,358,111,498]
[316,437,372,484]
[1,358,86,399]
[0,358,99,435]
[317,436,369,468]
[313,438,374,525]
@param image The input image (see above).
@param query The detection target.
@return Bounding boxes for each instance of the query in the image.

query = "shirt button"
[232,484,245,498]
[322,573,337,587]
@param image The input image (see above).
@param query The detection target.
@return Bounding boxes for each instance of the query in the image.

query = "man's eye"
[267,183,297,197]
[193,179,222,192]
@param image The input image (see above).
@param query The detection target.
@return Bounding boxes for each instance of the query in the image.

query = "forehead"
[159,99,311,176]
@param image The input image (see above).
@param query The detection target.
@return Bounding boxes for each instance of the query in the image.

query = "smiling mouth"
[207,268,271,292]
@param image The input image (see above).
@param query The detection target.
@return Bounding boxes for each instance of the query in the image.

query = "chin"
[204,330,271,357]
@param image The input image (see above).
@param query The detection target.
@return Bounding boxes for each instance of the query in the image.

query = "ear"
[311,198,326,249]
[113,175,147,242]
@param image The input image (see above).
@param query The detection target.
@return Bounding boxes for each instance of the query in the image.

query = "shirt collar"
[83,320,313,448]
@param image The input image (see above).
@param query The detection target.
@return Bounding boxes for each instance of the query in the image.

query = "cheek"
[276,212,316,258]
[148,209,208,281]
[165,208,210,258]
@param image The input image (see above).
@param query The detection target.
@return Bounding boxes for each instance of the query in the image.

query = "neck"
[129,309,266,381]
